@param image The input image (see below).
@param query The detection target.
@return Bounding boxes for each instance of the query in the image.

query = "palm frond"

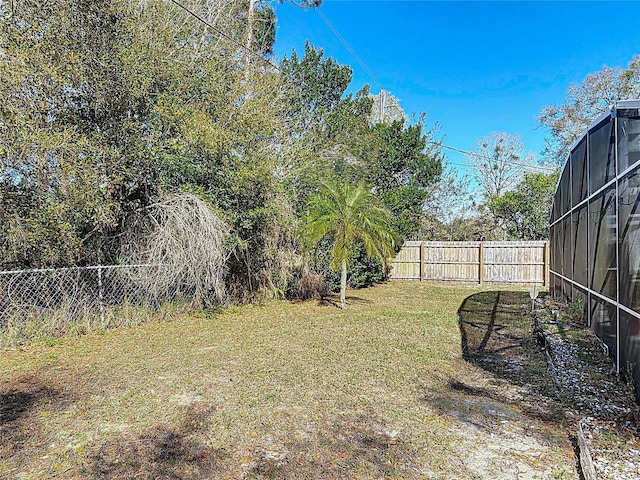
[301,179,396,271]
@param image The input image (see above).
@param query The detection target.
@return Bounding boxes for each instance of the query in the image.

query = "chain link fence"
[0,265,176,342]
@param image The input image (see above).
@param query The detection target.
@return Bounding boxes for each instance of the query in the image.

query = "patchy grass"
[1,282,578,479]
[0,300,192,348]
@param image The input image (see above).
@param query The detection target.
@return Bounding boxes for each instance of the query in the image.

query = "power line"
[313,6,557,175]
[167,0,339,118]
[313,7,384,91]
[168,1,556,177]
[430,142,558,173]
[168,0,282,74]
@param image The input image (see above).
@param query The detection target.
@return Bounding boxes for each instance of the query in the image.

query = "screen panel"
[561,215,573,279]
[590,296,618,363]
[572,285,588,324]
[617,112,640,174]
[559,164,571,218]
[620,311,640,401]
[549,223,556,271]
[571,138,588,207]
[588,187,617,299]
[555,220,563,279]
[618,165,640,314]
[550,272,561,299]
[588,118,615,194]
[572,205,588,289]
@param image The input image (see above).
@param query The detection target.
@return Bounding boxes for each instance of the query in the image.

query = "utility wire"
[168,0,282,73]
[167,0,335,114]
[314,7,384,91]
[430,142,558,173]
[168,1,556,176]
[313,6,557,175]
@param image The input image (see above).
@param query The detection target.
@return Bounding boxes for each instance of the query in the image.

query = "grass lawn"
[0,281,577,479]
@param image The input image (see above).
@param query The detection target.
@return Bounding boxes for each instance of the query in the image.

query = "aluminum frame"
[549,100,640,400]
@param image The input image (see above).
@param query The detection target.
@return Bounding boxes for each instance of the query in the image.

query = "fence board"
[390,241,548,284]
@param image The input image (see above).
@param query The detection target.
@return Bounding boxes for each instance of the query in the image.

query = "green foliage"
[423,212,502,242]
[488,170,560,240]
[0,0,439,302]
[281,42,354,134]
[567,296,585,323]
[242,0,277,56]
[365,120,443,238]
[279,43,374,212]
[302,180,396,307]
[0,0,142,265]
[314,239,387,292]
[345,246,388,289]
[0,0,291,293]
[302,181,396,270]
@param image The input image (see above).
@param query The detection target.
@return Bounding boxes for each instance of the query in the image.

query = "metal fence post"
[98,265,105,329]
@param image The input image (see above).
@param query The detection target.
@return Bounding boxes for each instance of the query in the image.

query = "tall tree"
[243,0,276,57]
[0,0,143,266]
[365,120,443,238]
[302,181,396,309]
[487,170,560,240]
[279,43,373,208]
[280,42,354,135]
[539,55,640,164]
[0,0,296,301]
[243,0,322,59]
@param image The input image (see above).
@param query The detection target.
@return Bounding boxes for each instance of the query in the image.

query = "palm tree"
[302,180,397,309]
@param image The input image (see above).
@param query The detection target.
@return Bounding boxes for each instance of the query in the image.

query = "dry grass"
[1,281,578,479]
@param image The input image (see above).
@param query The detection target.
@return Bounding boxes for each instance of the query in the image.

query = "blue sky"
[271,0,640,177]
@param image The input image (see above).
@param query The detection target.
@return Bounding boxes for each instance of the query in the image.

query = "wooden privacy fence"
[390,241,549,285]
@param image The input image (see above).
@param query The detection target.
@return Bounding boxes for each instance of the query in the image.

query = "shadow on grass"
[317,295,372,308]
[0,381,60,428]
[89,410,419,479]
[0,371,73,466]
[248,416,411,479]
[457,291,550,387]
[423,291,568,437]
[89,403,228,479]
[461,290,564,413]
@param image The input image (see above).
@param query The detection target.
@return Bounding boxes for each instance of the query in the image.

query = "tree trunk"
[245,0,256,70]
[340,259,347,309]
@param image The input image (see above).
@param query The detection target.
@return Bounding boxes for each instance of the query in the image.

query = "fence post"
[98,265,105,329]
[543,241,549,286]
[420,241,425,281]
[478,242,484,285]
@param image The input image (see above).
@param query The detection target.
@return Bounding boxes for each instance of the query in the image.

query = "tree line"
[1,0,638,305]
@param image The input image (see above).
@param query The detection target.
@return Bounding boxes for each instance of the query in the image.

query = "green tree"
[422,161,473,241]
[365,120,443,238]
[280,42,355,135]
[243,0,322,58]
[488,170,560,241]
[0,0,301,301]
[0,0,143,266]
[465,132,539,239]
[279,43,373,209]
[302,181,396,309]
